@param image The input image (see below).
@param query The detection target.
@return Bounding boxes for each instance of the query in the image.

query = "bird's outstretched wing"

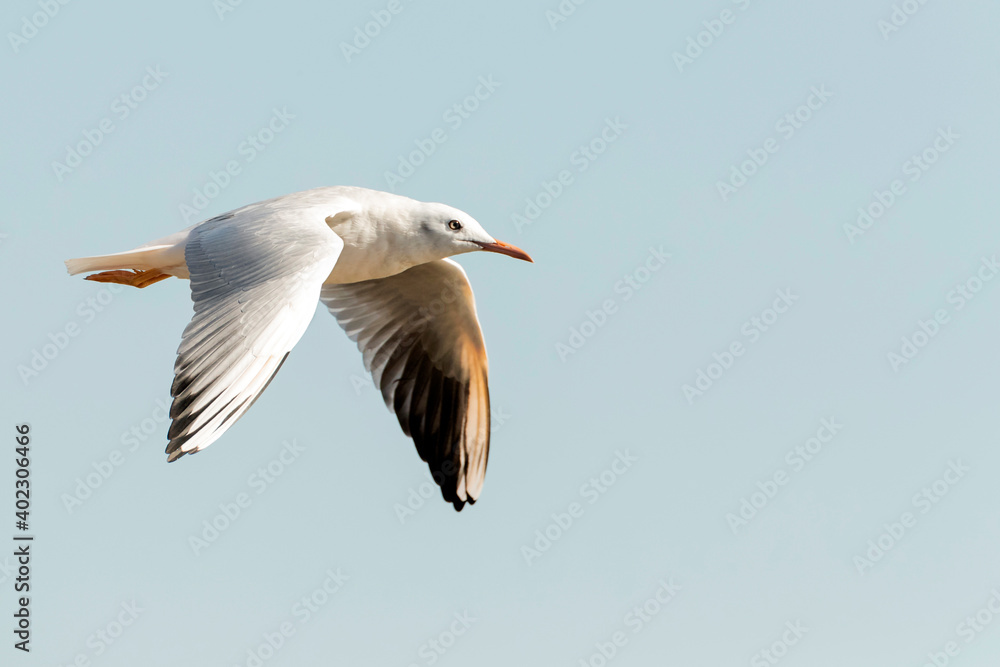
[166,211,344,460]
[321,259,490,510]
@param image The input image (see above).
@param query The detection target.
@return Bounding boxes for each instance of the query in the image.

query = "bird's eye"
[448,219,463,231]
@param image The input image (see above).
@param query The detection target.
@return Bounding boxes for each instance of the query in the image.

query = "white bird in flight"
[65,186,532,510]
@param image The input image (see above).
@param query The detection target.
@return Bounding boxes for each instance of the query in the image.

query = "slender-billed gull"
[65,186,532,510]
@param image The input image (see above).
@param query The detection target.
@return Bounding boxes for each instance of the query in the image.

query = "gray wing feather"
[166,211,343,460]
[320,259,490,510]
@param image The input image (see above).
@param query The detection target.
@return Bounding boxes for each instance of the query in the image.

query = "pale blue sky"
[3,1,1000,665]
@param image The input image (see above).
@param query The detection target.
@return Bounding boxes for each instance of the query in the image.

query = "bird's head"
[415,202,533,264]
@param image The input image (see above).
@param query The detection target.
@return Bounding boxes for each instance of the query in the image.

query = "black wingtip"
[165,438,201,462]
[164,445,187,462]
[451,496,477,512]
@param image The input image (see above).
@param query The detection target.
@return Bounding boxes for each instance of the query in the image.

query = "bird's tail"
[65,246,166,275]
[65,244,179,288]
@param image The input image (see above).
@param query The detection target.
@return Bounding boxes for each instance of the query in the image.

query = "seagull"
[65,186,532,510]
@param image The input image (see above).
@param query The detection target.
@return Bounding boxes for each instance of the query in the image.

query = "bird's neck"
[324,210,437,284]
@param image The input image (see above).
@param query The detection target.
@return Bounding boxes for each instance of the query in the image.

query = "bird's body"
[65,186,531,510]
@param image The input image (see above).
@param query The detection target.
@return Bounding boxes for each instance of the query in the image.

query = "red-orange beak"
[476,239,533,263]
